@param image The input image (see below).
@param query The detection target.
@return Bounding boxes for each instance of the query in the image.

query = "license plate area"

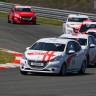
[31,62,44,67]
[22,18,31,21]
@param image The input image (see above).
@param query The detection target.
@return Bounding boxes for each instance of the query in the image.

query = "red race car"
[8,5,36,24]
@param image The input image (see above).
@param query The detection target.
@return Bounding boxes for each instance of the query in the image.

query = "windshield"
[60,37,87,46]
[80,24,96,33]
[87,32,96,38]
[68,17,88,22]
[16,7,32,12]
[30,42,65,52]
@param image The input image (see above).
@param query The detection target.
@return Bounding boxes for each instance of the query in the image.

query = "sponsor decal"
[28,52,45,55]
[42,51,55,61]
[67,54,76,65]
[27,51,55,61]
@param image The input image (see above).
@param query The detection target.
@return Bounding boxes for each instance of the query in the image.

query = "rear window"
[68,17,88,22]
[30,42,65,52]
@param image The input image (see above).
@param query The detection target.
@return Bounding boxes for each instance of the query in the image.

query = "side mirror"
[68,50,75,54]
[26,47,30,50]
[89,44,96,48]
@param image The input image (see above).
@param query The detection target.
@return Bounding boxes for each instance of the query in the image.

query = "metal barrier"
[0,1,96,20]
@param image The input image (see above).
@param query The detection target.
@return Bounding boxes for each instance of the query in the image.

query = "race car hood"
[15,11,35,17]
[66,22,82,28]
[25,50,63,61]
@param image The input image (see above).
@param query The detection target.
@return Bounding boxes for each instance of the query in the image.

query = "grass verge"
[37,17,63,26]
[0,12,8,18]
[0,50,15,64]
[0,12,63,26]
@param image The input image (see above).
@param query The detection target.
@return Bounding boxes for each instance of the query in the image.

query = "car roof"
[82,21,96,25]
[68,14,89,18]
[15,5,32,8]
[36,38,76,44]
[60,33,90,39]
[87,28,96,32]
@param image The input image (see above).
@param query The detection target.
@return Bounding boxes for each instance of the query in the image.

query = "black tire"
[94,56,96,66]
[87,57,90,67]
[60,63,67,76]
[78,61,86,74]
[20,70,28,75]
[11,17,15,24]
[33,21,36,25]
[8,18,11,23]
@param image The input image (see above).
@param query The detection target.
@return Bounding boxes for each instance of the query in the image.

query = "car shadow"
[8,22,40,25]
[87,65,96,68]
[26,72,94,77]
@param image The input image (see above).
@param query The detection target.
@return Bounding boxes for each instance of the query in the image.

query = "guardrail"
[0,1,96,20]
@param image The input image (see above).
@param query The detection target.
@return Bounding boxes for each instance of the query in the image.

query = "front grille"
[28,60,48,69]
[21,16,32,21]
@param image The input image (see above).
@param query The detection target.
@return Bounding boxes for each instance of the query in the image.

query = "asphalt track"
[0,18,96,96]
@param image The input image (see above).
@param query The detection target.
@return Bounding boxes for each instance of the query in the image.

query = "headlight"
[22,53,27,60]
[14,13,20,18]
[50,55,62,62]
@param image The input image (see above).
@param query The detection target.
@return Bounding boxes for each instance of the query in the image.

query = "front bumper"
[14,16,36,24]
[20,59,62,74]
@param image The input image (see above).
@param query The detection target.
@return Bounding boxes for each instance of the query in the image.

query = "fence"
[0,2,96,20]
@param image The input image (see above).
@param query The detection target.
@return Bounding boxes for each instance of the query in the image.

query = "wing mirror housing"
[68,50,75,54]
[26,47,30,50]
[89,44,96,48]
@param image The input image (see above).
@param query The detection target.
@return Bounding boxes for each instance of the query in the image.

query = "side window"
[74,42,81,52]
[10,6,14,12]
[88,36,95,45]
[91,36,96,45]
[66,41,75,52]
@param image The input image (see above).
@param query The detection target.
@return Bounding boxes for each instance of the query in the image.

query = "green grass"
[0,50,15,64]
[0,12,8,18]
[37,17,62,26]
[0,12,62,26]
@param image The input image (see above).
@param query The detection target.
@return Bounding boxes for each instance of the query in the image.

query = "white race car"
[79,21,96,33]
[63,14,89,34]
[20,38,87,75]
[86,29,96,40]
[60,33,96,66]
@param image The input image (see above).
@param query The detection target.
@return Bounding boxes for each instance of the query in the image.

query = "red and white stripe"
[0,49,22,70]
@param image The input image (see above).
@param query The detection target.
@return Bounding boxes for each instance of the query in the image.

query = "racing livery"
[60,33,96,66]
[8,5,36,24]
[79,21,96,33]
[63,14,89,34]
[86,29,96,40]
[20,38,87,75]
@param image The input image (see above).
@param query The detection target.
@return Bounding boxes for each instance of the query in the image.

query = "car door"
[66,41,76,71]
[74,41,84,69]
[88,36,96,64]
